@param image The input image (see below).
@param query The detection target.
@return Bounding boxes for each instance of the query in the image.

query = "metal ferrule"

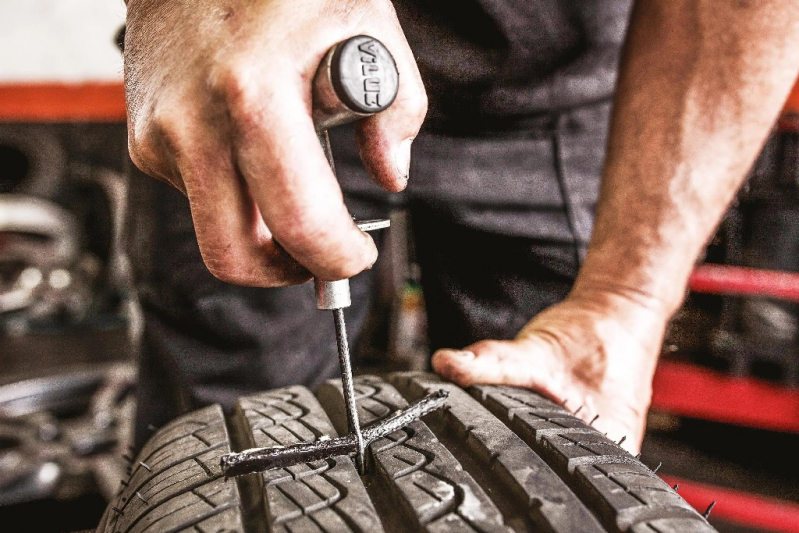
[314,278,351,310]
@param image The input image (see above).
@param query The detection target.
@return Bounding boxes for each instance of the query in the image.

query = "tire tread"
[471,385,715,532]
[97,374,717,533]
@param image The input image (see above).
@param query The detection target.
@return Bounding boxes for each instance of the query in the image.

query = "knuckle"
[269,205,344,250]
[151,101,191,150]
[198,228,304,288]
[325,258,367,281]
[206,263,258,286]
[216,66,250,103]
[128,128,169,179]
[127,103,191,184]
[413,86,429,120]
[270,216,318,251]
[127,137,150,174]
[205,261,244,284]
[211,62,267,121]
[396,72,428,124]
[127,117,155,165]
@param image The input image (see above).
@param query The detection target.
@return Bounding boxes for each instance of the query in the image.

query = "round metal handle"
[312,35,399,131]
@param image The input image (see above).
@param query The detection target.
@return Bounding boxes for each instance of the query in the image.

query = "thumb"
[354,28,427,192]
[431,339,569,403]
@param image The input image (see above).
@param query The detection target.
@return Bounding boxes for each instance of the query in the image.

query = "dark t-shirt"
[395,0,632,134]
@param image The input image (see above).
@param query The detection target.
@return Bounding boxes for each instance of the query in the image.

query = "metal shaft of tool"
[315,127,367,473]
[332,308,365,473]
[222,35,401,479]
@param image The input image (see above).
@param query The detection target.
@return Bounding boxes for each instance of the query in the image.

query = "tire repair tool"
[220,36,448,478]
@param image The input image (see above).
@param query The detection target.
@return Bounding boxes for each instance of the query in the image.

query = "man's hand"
[124,0,426,286]
[433,289,667,454]
[438,0,799,455]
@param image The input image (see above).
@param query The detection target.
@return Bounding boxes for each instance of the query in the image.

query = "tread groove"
[100,405,245,533]
[318,375,512,533]
[160,503,239,533]
[390,372,605,533]
[122,475,225,533]
[240,386,383,533]
[192,488,218,509]
[118,442,226,510]
[194,457,213,478]
[191,431,212,447]
[225,405,269,533]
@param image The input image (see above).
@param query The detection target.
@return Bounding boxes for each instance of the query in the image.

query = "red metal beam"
[785,77,799,115]
[651,360,799,433]
[778,78,799,131]
[660,475,799,533]
[0,82,126,122]
[689,264,799,302]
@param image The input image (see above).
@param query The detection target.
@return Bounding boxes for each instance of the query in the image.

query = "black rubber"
[96,373,717,532]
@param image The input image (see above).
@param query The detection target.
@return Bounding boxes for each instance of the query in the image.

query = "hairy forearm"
[575,0,799,315]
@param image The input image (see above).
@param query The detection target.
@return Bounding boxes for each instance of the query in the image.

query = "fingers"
[146,99,310,287]
[432,338,645,453]
[125,0,423,284]
[223,68,379,281]
[431,339,569,403]
[355,19,428,192]
[127,118,188,196]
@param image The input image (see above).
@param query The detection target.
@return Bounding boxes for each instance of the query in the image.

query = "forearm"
[575,1,799,315]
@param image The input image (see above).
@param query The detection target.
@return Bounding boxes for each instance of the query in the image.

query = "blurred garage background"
[0,1,796,532]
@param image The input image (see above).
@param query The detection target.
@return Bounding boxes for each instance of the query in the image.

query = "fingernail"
[395,138,413,181]
[449,350,475,361]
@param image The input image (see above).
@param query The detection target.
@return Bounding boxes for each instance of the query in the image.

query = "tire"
[95,372,716,533]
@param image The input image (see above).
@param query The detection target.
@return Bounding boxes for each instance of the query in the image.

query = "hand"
[432,289,669,454]
[124,0,427,286]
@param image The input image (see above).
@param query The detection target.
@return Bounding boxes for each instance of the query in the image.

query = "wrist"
[560,282,670,379]
[567,273,675,334]
[572,235,695,318]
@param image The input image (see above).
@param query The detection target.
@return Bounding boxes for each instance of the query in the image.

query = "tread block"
[472,385,715,533]
[190,507,245,533]
[138,415,226,467]
[238,386,383,533]
[97,374,720,533]
[318,375,511,533]
[102,405,243,533]
[539,432,633,472]
[390,372,606,533]
[128,479,239,533]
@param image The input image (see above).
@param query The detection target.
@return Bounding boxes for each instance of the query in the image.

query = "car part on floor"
[0,363,135,507]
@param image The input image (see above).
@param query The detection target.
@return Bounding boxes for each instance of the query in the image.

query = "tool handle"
[310,38,397,311]
[312,35,399,131]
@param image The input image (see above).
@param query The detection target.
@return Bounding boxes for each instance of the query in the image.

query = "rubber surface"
[96,373,717,532]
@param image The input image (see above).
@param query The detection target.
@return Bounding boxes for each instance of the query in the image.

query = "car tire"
[96,372,716,532]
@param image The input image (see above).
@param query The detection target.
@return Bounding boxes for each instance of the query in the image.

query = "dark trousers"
[127,103,610,447]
